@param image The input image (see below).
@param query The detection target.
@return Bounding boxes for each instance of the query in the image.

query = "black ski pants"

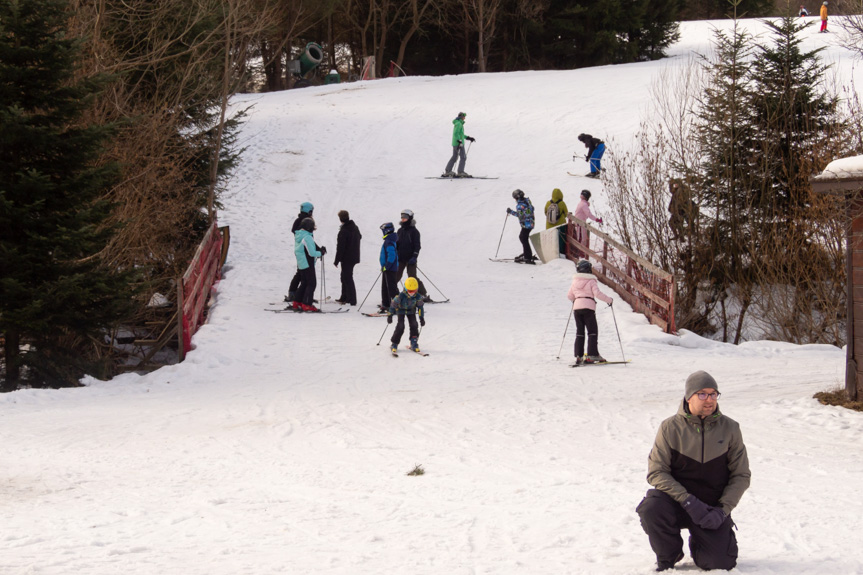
[573,308,600,357]
[396,262,427,296]
[339,263,357,305]
[391,314,419,346]
[296,267,317,306]
[289,269,302,298]
[381,270,399,309]
[636,489,738,571]
[519,227,533,260]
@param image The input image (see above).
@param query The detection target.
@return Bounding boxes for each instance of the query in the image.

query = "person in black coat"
[287,202,314,302]
[333,210,362,305]
[396,209,430,301]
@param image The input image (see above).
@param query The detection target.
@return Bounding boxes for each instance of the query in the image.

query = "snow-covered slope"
[1,18,861,575]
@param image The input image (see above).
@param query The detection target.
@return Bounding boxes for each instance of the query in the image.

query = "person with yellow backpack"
[545,188,569,256]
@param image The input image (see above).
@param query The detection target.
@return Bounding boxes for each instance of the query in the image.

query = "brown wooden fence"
[178,222,225,358]
[566,215,676,333]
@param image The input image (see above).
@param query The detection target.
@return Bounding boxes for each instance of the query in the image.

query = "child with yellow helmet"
[387,277,426,355]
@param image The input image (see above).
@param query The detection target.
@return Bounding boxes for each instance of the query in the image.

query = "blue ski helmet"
[300,202,314,214]
[380,222,395,235]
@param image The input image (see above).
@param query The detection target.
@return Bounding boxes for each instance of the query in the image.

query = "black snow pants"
[573,308,600,358]
[391,314,419,346]
[519,227,533,260]
[296,267,317,306]
[381,270,399,309]
[636,489,738,571]
[339,263,357,305]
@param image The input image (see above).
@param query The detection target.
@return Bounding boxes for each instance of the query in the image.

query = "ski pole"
[320,254,326,305]
[376,321,390,346]
[358,270,382,313]
[556,306,573,360]
[494,213,508,258]
[610,304,627,365]
[416,266,449,301]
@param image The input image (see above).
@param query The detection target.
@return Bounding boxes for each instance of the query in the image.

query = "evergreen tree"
[0,0,136,389]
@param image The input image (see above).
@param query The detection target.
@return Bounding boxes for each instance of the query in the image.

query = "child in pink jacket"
[567,259,613,364]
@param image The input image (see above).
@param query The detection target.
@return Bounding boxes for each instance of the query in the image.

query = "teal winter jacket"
[294,229,322,270]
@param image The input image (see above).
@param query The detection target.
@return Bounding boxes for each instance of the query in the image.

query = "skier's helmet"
[300,217,315,232]
[380,222,395,235]
[401,209,414,221]
[512,189,525,200]
[457,112,466,120]
[581,189,591,201]
[300,202,314,214]
[577,259,592,274]
[405,277,419,292]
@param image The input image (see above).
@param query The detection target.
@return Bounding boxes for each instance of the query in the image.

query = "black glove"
[608,301,613,307]
[420,317,425,327]
[682,495,726,530]
[319,246,327,256]
[387,314,393,324]
[466,136,475,142]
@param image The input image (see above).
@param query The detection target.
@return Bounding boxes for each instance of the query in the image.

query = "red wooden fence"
[179,222,224,358]
[566,215,676,333]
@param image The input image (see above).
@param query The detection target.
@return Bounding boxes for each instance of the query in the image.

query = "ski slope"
[2,18,862,575]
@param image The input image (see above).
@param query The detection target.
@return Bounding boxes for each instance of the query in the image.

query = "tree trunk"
[2,329,20,390]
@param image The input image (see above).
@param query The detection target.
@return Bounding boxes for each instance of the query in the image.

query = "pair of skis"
[392,346,429,357]
[570,360,631,368]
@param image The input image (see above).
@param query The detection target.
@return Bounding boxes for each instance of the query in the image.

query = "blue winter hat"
[300,202,314,214]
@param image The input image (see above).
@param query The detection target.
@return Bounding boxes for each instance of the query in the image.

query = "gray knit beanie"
[685,370,719,399]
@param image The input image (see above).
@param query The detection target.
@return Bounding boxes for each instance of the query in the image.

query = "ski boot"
[441,171,455,178]
[409,337,420,353]
[300,303,321,313]
[514,254,525,263]
[585,355,606,364]
[574,356,585,366]
[390,344,398,355]
[292,301,302,311]
[455,172,472,178]
[284,291,296,303]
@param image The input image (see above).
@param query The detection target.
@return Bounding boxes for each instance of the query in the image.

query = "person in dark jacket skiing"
[396,209,430,302]
[334,210,361,306]
[387,277,425,354]
[292,217,326,312]
[577,133,606,178]
[506,189,536,264]
[287,202,314,302]
[442,112,475,178]
[567,260,613,364]
[636,371,751,572]
[379,222,399,312]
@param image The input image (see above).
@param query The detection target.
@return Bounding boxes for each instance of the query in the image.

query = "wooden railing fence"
[566,215,676,333]
[178,222,225,359]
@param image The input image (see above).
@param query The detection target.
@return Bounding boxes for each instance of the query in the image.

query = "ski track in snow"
[2,17,863,575]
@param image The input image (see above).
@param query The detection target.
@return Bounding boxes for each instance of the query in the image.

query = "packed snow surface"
[2,17,861,575]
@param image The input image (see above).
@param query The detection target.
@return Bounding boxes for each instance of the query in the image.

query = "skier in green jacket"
[442,112,474,178]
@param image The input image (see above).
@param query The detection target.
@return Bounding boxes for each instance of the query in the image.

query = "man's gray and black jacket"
[646,401,750,515]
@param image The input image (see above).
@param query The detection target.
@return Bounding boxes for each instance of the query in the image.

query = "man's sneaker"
[441,171,455,177]
[300,303,321,312]
[455,172,472,178]
[585,355,607,364]
[292,301,302,311]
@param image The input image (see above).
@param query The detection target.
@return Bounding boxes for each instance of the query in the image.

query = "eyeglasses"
[696,392,721,400]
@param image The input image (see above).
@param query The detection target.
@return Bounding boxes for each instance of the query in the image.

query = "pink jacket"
[573,199,599,223]
[567,273,613,311]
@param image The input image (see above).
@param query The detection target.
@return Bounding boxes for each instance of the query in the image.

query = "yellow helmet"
[405,277,419,292]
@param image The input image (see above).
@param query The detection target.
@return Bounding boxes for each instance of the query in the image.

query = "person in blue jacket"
[506,189,536,264]
[287,201,314,302]
[293,217,326,312]
[379,222,399,312]
[578,133,606,178]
